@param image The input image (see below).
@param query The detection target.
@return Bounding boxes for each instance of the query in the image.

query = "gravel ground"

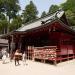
[0,58,75,75]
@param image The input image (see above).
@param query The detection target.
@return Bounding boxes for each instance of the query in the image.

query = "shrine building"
[1,9,75,64]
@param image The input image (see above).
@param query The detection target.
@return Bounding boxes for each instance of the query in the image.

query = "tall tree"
[61,0,75,26]
[0,0,4,13]
[0,13,5,20]
[61,0,75,12]
[22,1,38,24]
[41,11,47,18]
[0,12,8,34]
[0,19,9,34]
[0,0,20,33]
[2,0,20,22]
[9,15,22,32]
[48,5,59,15]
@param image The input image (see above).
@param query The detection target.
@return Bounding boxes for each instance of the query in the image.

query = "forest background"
[0,0,75,34]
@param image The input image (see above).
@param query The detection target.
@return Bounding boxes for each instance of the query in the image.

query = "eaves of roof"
[16,9,65,32]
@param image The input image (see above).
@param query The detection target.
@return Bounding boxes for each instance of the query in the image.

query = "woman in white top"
[2,50,7,64]
[22,51,27,65]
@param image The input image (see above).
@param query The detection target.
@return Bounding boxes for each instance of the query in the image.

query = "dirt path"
[0,59,75,75]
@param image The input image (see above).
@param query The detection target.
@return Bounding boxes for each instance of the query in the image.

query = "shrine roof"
[16,9,66,32]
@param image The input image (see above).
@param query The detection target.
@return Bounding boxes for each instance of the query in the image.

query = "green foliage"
[0,19,9,34]
[61,0,75,26]
[0,0,75,34]
[48,5,59,14]
[0,13,5,20]
[41,11,47,18]
[0,0,20,21]
[61,0,75,12]
[0,0,5,12]
[9,16,22,31]
[65,10,75,26]
[0,0,21,34]
[22,1,38,24]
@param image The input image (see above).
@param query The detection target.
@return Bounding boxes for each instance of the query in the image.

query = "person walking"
[22,51,27,65]
[2,49,7,64]
[2,54,7,64]
[14,49,20,66]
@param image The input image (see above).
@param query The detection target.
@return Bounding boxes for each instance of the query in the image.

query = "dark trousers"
[15,59,19,66]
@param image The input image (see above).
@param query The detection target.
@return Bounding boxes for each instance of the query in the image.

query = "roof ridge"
[16,9,64,32]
